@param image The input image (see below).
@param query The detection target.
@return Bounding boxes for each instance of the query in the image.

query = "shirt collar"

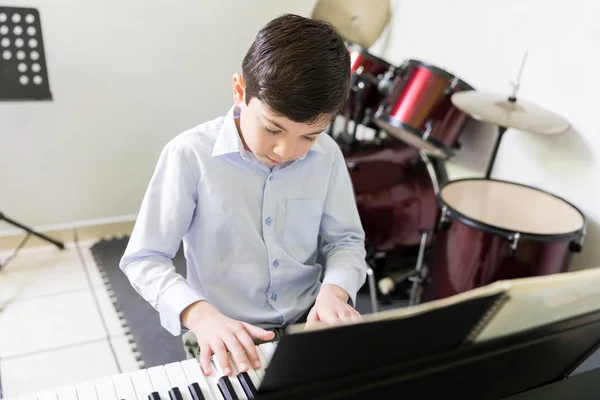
[212,105,326,159]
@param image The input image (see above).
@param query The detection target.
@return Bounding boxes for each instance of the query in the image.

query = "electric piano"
[4,342,279,400]
[6,267,600,399]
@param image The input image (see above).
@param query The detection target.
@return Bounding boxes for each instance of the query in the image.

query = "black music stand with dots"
[1,5,63,271]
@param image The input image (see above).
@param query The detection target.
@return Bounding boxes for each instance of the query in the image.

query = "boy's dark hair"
[242,13,351,124]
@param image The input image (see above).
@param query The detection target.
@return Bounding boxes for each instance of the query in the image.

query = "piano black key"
[148,392,161,400]
[237,372,257,399]
[169,387,184,400]
[217,376,239,400]
[188,382,206,400]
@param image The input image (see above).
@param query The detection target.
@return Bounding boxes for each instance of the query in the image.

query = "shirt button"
[265,217,272,226]
[271,293,278,301]
[273,260,279,268]
[268,175,273,181]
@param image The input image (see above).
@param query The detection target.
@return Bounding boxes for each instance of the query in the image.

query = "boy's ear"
[232,73,246,104]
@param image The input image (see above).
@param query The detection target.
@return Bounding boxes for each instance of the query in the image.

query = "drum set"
[312,0,587,310]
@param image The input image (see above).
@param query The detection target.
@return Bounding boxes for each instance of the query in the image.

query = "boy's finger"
[236,328,262,370]
[243,322,276,340]
[223,332,251,374]
[212,340,233,376]
[199,343,212,376]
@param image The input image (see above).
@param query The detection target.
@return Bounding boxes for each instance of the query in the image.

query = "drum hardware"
[420,150,441,196]
[408,230,430,306]
[366,267,378,313]
[509,232,521,257]
[438,206,450,230]
[569,221,586,253]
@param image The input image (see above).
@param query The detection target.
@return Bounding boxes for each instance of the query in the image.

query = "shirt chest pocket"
[284,199,324,261]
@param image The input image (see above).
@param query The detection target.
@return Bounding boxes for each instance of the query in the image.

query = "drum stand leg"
[367,267,378,314]
[409,230,430,306]
[485,125,507,179]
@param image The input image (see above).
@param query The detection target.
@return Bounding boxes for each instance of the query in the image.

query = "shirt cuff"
[159,281,205,336]
[321,263,365,308]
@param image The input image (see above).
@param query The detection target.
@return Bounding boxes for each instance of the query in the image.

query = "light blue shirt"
[120,106,368,336]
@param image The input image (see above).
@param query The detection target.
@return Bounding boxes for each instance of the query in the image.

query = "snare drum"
[421,179,586,302]
[374,59,474,159]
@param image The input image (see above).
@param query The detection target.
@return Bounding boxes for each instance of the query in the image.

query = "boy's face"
[232,74,331,167]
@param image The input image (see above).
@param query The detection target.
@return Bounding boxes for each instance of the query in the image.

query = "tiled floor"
[0,236,140,398]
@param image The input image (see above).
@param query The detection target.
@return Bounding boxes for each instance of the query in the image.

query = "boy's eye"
[263,126,280,135]
[304,136,317,142]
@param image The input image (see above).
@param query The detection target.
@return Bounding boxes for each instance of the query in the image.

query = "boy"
[119,13,368,378]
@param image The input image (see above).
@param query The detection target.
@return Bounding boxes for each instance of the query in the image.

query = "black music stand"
[255,275,600,399]
[1,6,63,267]
[0,6,52,100]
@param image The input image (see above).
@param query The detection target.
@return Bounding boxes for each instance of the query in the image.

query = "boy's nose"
[273,140,294,160]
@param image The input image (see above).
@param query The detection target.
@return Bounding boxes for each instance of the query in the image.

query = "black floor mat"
[90,236,187,368]
[89,236,405,368]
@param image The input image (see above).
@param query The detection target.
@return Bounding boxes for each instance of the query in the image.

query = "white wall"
[367,0,600,271]
[0,0,316,233]
[2,0,598,272]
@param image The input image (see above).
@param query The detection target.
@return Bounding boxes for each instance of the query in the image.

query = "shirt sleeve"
[319,147,368,307]
[119,140,204,336]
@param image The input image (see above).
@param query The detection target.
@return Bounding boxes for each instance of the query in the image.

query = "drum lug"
[439,206,450,230]
[570,222,587,253]
[509,233,521,256]
[423,120,434,141]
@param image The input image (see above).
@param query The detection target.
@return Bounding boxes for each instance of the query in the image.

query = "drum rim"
[374,114,454,159]
[403,59,475,90]
[346,41,394,70]
[438,178,586,241]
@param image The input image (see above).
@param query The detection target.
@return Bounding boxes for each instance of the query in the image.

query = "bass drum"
[342,138,448,255]
[421,179,586,302]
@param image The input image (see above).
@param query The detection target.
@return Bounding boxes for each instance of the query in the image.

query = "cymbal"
[311,0,390,49]
[451,91,570,135]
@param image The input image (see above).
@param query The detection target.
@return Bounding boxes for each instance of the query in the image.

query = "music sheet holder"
[255,267,600,399]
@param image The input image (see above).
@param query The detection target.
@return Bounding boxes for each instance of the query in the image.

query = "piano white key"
[94,376,118,400]
[255,347,269,382]
[147,366,173,400]
[55,385,78,400]
[180,359,217,400]
[258,343,275,364]
[212,356,247,400]
[36,388,58,400]
[163,362,194,400]
[112,373,138,400]
[129,369,156,400]
[16,392,38,400]
[75,381,98,400]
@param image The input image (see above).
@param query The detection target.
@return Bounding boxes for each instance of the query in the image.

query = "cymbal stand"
[485,125,508,179]
[408,230,430,306]
[485,51,528,180]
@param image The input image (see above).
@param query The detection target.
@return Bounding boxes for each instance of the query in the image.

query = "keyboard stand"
[256,303,600,399]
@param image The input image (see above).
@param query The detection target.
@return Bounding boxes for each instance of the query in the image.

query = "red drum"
[422,179,586,302]
[374,59,474,159]
[345,42,396,129]
[342,138,448,253]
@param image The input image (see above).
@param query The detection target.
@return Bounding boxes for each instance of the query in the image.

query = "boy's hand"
[305,284,362,330]
[181,301,275,377]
